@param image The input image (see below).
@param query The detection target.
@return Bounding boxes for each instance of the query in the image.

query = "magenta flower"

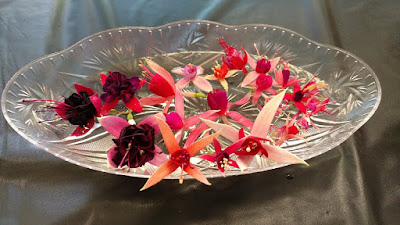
[183,89,253,148]
[250,74,276,105]
[172,64,213,92]
[202,91,307,170]
[284,82,317,114]
[199,138,239,174]
[275,115,305,146]
[239,56,280,87]
[218,38,248,74]
[272,60,302,89]
[100,71,144,115]
[99,116,167,169]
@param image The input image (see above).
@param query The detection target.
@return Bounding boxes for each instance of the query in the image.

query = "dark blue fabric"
[1,0,399,224]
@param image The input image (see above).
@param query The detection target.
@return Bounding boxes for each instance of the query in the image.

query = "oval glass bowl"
[1,21,381,179]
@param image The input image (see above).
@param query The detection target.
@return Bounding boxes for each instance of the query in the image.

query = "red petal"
[187,130,220,156]
[70,118,95,136]
[90,94,102,117]
[139,96,167,106]
[100,73,108,85]
[199,154,216,162]
[74,83,94,96]
[53,103,69,120]
[101,100,118,116]
[228,159,239,169]
[98,116,129,137]
[213,138,222,153]
[124,97,143,112]
[145,59,176,91]
[184,164,211,186]
[140,160,179,191]
[155,117,180,154]
[295,102,307,114]
[185,110,218,129]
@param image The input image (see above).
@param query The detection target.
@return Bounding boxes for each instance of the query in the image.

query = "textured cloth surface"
[0,0,399,224]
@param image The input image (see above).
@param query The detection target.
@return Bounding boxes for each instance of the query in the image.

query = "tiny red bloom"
[218,38,248,74]
[199,138,239,173]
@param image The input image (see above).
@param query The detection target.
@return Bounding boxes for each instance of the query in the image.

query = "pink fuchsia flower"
[140,117,221,191]
[250,74,276,105]
[275,114,306,146]
[183,89,253,148]
[140,59,181,113]
[202,91,308,170]
[172,64,213,92]
[239,56,280,87]
[199,138,239,174]
[23,84,102,136]
[98,116,167,169]
[204,62,239,92]
[100,71,144,115]
[218,38,248,74]
[272,60,303,89]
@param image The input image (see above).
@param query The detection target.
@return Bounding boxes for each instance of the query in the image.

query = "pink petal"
[138,113,165,134]
[274,68,283,86]
[237,155,255,171]
[74,83,94,96]
[196,66,204,75]
[139,96,167,106]
[251,90,286,138]
[262,143,308,165]
[148,145,168,166]
[145,59,176,91]
[140,160,179,191]
[176,77,192,90]
[186,130,220,157]
[70,118,95,136]
[184,164,211,185]
[286,77,302,87]
[174,91,184,120]
[101,100,118,116]
[184,122,208,148]
[198,154,216,162]
[125,97,143,112]
[98,116,129,137]
[192,76,213,92]
[201,119,240,143]
[171,67,186,76]
[155,117,180,154]
[90,94,102,117]
[240,71,259,87]
[269,57,280,72]
[252,89,262,105]
[226,111,254,129]
[185,110,218,129]
[247,54,257,70]
[204,75,218,80]
[232,93,251,106]
[100,73,108,85]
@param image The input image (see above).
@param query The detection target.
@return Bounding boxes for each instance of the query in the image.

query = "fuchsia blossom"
[250,74,276,105]
[140,117,221,191]
[23,84,102,136]
[240,56,280,87]
[202,91,307,170]
[199,138,239,174]
[284,78,319,114]
[275,114,305,146]
[204,62,239,92]
[218,38,248,74]
[183,89,254,148]
[100,71,144,115]
[272,60,302,89]
[172,64,213,92]
[99,116,167,169]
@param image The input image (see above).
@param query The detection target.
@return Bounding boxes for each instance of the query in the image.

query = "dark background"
[1,0,399,224]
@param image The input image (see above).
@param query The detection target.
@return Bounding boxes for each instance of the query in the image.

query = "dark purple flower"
[207,89,228,115]
[64,92,97,127]
[110,124,156,168]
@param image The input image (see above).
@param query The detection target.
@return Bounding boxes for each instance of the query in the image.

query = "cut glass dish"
[1,21,381,179]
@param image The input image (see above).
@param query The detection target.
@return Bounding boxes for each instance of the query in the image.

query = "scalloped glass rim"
[1,20,381,179]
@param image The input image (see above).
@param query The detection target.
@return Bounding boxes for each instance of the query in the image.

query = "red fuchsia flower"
[218,38,248,74]
[100,71,144,115]
[172,64,213,92]
[204,62,239,92]
[140,59,180,113]
[249,74,276,105]
[199,138,239,174]
[275,114,306,146]
[283,80,319,114]
[98,116,167,169]
[202,91,308,170]
[140,117,221,191]
[272,60,303,89]
[183,89,254,148]
[23,84,102,136]
[239,56,280,87]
